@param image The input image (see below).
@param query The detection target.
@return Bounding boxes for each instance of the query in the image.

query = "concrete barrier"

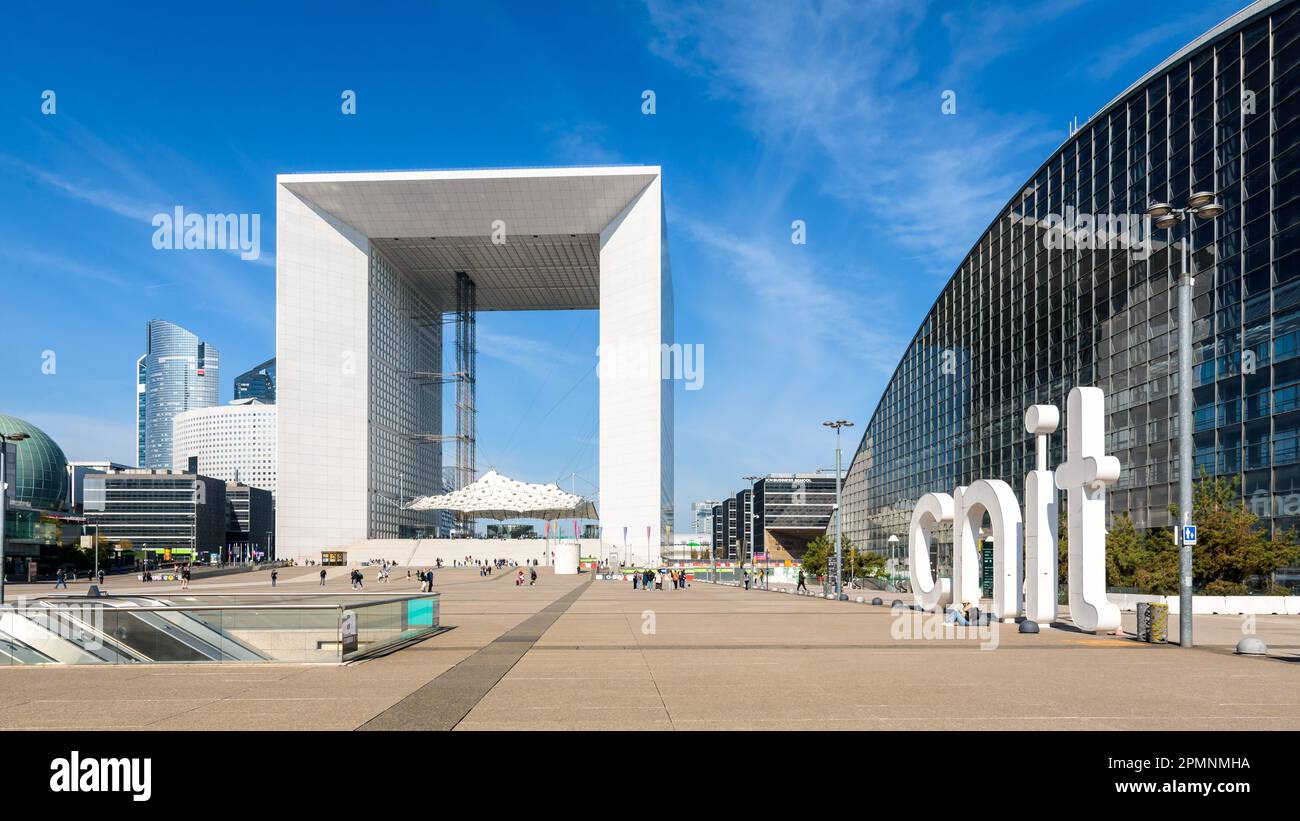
[1109,593,1298,615]
[1222,596,1287,615]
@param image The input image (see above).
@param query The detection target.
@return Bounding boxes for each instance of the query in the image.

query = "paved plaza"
[0,566,1296,730]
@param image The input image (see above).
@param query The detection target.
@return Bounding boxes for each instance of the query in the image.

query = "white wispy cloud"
[5,118,276,269]
[937,0,1088,76]
[1,155,162,221]
[544,122,625,165]
[0,246,134,289]
[1082,13,1218,82]
[677,214,903,374]
[645,0,1064,271]
[477,328,587,376]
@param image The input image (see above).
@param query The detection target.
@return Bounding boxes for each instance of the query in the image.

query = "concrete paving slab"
[1,570,1297,730]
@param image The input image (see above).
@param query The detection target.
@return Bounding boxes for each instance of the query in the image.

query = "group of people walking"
[631,568,689,590]
[514,567,538,586]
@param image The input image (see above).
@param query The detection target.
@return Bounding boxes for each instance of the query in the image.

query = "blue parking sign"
[1182,525,1197,545]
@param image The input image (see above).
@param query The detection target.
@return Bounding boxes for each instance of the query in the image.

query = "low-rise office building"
[66,460,131,513]
[225,482,274,560]
[711,472,839,564]
[83,469,227,561]
[753,473,838,560]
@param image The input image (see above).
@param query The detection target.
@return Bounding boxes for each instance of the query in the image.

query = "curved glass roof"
[0,414,69,511]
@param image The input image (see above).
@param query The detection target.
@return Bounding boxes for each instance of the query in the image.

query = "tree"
[1133,528,1179,595]
[801,535,830,576]
[1104,513,1144,589]
[1174,472,1300,593]
[1059,509,1178,595]
[802,535,887,585]
[1057,509,1069,590]
[844,536,887,583]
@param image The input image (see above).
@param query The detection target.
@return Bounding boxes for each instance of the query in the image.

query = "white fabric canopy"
[407,469,597,521]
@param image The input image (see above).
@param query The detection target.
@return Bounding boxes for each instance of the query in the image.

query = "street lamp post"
[742,476,761,590]
[823,420,854,599]
[0,431,32,605]
[1146,191,1223,649]
[887,533,899,590]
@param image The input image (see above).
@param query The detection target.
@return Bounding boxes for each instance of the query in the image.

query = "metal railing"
[0,592,442,665]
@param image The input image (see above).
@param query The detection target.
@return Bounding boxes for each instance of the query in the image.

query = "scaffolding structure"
[400,271,477,537]
[452,273,477,535]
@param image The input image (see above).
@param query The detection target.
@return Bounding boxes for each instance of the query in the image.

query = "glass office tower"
[692,500,719,536]
[233,357,276,403]
[136,355,147,466]
[841,2,1300,574]
[139,320,220,469]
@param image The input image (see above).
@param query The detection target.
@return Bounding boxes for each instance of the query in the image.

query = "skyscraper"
[135,354,147,466]
[233,357,276,403]
[138,320,219,469]
[691,500,718,536]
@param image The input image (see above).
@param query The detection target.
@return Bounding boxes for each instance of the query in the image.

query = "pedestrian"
[632,572,639,590]
[743,570,750,590]
[271,569,278,587]
[319,568,327,587]
[516,569,525,586]
[797,569,807,593]
[97,569,105,586]
[181,566,191,590]
[54,568,67,589]
[529,567,537,586]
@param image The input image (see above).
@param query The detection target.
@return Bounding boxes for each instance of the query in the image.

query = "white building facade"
[275,167,673,564]
[172,399,277,493]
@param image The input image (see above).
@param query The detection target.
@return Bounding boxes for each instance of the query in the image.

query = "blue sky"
[0,0,1250,532]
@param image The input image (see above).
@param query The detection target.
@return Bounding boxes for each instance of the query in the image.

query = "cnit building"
[840,0,1300,586]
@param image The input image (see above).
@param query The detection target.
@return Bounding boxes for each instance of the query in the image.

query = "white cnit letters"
[907,386,1121,632]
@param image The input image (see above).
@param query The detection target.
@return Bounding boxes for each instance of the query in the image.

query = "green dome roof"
[0,414,68,511]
